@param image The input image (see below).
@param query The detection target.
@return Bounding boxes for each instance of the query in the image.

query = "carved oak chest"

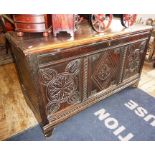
[6,22,152,136]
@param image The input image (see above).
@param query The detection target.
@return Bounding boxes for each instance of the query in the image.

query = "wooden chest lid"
[6,20,152,55]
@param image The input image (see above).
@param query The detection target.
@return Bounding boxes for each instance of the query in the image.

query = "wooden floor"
[0,63,38,140]
[0,62,155,140]
[139,62,155,97]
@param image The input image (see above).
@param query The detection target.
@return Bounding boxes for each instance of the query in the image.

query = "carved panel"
[123,40,147,80]
[88,48,121,97]
[39,59,82,116]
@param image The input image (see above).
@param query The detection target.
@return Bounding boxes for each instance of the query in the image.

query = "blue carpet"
[7,88,155,141]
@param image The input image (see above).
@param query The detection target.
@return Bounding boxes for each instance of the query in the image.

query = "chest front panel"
[87,47,122,98]
[38,58,83,117]
[37,39,148,120]
[34,31,150,129]
[122,40,147,81]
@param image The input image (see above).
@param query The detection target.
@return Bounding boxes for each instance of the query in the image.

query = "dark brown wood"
[6,20,152,137]
[153,61,155,68]
[13,14,51,37]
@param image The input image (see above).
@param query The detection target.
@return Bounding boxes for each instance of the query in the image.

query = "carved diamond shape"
[91,52,117,90]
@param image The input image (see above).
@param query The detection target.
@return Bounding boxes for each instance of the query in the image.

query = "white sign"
[94,108,134,141]
[124,100,155,127]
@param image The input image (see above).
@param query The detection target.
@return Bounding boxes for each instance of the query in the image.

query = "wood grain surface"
[0,63,38,140]
[139,62,155,97]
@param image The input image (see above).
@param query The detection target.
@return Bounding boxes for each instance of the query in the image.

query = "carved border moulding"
[91,50,119,90]
[39,59,81,116]
[119,46,128,83]
[83,57,89,101]
[124,40,147,79]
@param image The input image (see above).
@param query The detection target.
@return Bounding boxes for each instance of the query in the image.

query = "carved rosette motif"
[124,41,147,79]
[97,64,111,81]
[91,50,119,90]
[47,73,76,103]
[39,59,81,116]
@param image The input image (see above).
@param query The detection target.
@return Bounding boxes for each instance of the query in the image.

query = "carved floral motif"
[124,41,147,79]
[47,73,76,103]
[46,101,60,115]
[97,64,111,81]
[39,59,81,115]
[128,49,140,72]
[39,68,57,85]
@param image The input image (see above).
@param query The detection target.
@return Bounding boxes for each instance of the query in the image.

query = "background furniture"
[136,15,155,65]
[6,21,152,137]
[52,14,75,37]
[13,14,51,37]
[145,23,155,62]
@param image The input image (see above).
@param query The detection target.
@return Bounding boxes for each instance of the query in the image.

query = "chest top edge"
[6,24,152,56]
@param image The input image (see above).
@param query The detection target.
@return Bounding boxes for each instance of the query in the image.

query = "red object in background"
[122,14,137,27]
[5,22,14,31]
[91,14,113,33]
[13,14,51,37]
[0,15,14,32]
[52,14,74,37]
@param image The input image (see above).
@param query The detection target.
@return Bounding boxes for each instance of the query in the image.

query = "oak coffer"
[6,21,152,136]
